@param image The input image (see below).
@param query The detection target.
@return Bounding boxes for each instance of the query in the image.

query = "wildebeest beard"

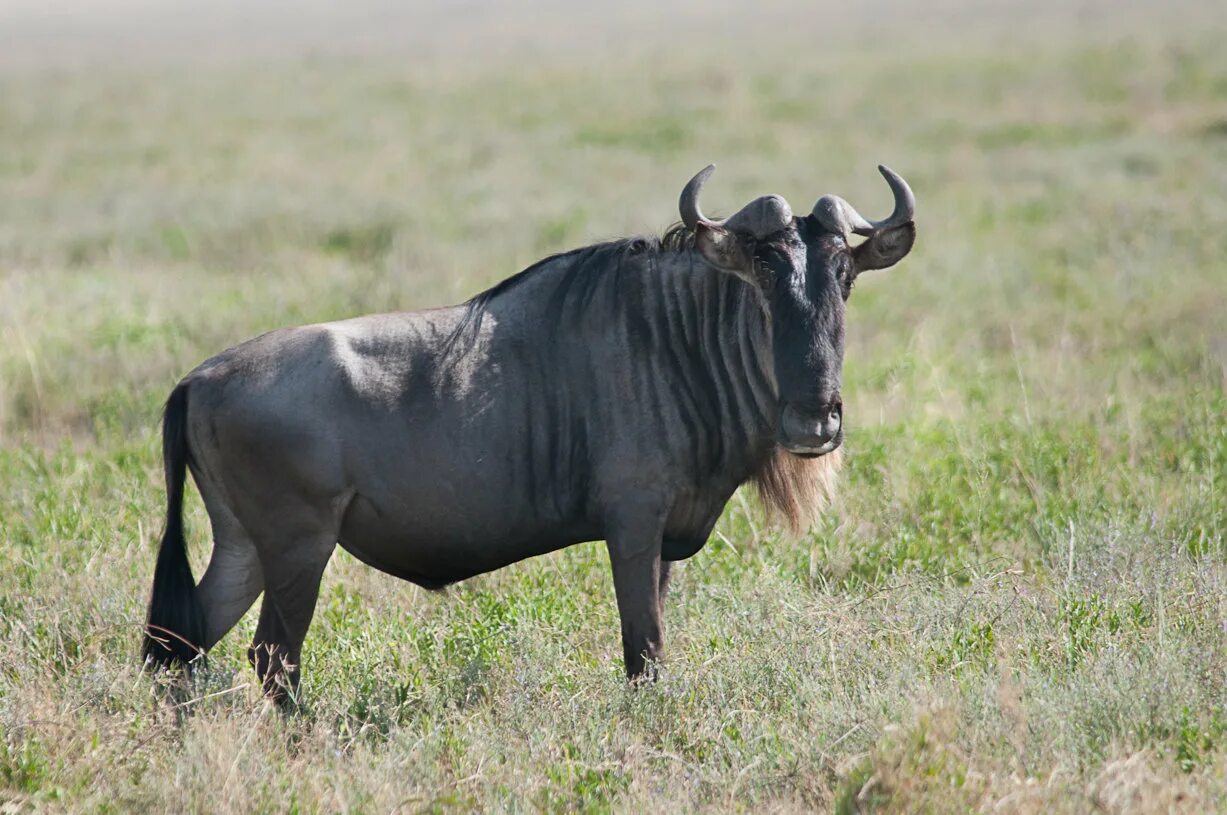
[754,444,842,535]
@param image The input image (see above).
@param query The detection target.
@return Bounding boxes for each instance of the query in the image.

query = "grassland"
[1,1,1226,811]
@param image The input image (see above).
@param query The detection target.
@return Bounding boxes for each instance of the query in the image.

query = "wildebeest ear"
[694,223,758,285]
[852,222,915,272]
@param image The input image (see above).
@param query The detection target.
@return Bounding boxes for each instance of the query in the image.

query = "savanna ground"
[1,0,1225,811]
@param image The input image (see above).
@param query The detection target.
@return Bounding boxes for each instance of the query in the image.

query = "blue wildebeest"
[142,165,916,699]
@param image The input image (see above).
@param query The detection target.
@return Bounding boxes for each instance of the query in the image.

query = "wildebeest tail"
[141,382,207,669]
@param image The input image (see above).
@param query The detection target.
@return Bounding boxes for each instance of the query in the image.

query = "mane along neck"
[462,231,840,534]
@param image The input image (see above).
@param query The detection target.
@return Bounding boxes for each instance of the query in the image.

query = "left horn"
[681,164,794,237]
[679,164,723,231]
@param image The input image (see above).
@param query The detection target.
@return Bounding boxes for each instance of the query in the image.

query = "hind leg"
[246,533,336,704]
[195,494,264,651]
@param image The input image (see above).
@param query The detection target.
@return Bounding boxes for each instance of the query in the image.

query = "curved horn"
[812,164,916,237]
[861,164,915,234]
[680,164,794,237]
[679,163,721,231]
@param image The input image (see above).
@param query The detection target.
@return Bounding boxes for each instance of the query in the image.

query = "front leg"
[606,504,667,681]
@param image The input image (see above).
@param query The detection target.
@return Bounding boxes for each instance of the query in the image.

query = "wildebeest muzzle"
[779,399,843,458]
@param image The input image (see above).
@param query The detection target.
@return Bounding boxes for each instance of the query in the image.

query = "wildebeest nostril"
[818,400,842,440]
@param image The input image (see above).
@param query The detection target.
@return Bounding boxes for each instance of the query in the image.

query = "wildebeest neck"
[449,236,780,491]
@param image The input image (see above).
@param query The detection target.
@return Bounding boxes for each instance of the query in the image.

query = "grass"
[2,1,1226,810]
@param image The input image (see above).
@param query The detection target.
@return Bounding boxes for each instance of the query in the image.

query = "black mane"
[445,224,697,354]
[470,223,695,308]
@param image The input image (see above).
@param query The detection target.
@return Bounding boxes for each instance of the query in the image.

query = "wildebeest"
[142,164,916,699]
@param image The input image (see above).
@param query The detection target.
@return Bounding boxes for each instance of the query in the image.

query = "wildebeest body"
[188,243,770,584]
[142,165,916,698]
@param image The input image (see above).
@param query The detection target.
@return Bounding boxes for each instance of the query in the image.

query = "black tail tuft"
[141,383,207,670]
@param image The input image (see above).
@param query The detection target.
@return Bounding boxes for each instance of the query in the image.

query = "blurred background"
[2,0,1225,443]
[1,1,1225,811]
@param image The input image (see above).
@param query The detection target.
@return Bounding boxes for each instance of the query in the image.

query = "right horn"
[861,165,915,233]
[811,165,915,237]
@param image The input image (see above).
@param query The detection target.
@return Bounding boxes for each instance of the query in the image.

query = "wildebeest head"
[679,165,916,458]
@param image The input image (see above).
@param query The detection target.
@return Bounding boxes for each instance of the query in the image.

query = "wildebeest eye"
[834,255,855,299]
[755,244,784,265]
[753,245,793,280]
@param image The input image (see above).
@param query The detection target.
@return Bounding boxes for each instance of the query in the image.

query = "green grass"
[2,1,1226,811]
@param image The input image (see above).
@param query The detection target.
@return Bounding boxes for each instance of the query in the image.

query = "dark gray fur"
[142,168,916,696]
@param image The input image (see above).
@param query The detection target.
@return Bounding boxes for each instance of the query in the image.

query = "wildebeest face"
[763,217,915,456]
[679,165,916,458]
[760,223,848,457]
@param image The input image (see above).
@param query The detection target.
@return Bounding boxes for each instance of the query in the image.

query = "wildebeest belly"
[337,490,598,588]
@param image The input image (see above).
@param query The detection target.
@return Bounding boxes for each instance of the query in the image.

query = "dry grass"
[1,1,1225,811]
